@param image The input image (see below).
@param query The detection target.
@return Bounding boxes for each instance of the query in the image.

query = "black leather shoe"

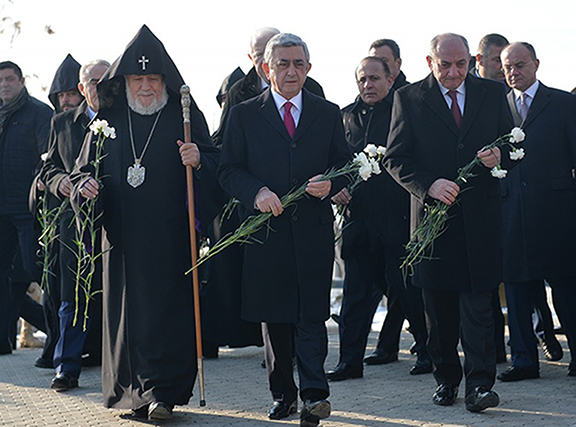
[363,349,398,365]
[410,357,433,375]
[35,356,54,369]
[497,365,539,382]
[330,313,340,325]
[432,384,458,406]
[326,362,363,381]
[148,402,173,420]
[131,405,149,418]
[465,386,500,412]
[50,372,78,391]
[541,336,563,361]
[300,399,331,427]
[268,400,297,420]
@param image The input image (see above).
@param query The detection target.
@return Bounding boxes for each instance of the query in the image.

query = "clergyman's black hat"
[48,54,82,111]
[97,25,186,109]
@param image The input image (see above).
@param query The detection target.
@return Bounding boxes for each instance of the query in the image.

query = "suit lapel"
[258,89,292,142]
[507,91,522,127]
[459,75,485,142]
[523,83,551,128]
[421,74,459,136]
[293,89,319,143]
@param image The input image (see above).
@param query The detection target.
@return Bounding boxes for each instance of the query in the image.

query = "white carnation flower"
[510,148,525,161]
[369,158,381,175]
[491,166,508,179]
[363,144,378,157]
[353,152,370,168]
[509,127,525,143]
[376,146,387,155]
[359,164,373,181]
[90,119,116,139]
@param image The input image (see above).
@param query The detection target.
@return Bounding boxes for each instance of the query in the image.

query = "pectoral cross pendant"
[127,161,146,188]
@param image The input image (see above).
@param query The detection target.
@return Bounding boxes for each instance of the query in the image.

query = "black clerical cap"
[97,25,186,108]
[48,54,82,110]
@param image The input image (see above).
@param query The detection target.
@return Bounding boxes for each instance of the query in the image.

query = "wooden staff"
[180,85,206,406]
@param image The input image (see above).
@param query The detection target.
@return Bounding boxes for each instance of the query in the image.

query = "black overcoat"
[340,93,410,260]
[384,73,513,292]
[218,88,350,323]
[501,83,576,282]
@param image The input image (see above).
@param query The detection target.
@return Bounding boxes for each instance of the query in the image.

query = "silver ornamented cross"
[138,55,149,71]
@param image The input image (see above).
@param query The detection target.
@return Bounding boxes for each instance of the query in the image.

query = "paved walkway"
[1,327,575,427]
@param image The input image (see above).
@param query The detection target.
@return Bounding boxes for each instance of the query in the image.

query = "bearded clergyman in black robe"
[71,25,220,421]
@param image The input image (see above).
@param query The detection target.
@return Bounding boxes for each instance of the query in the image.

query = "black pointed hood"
[216,66,245,106]
[48,54,82,111]
[97,25,186,109]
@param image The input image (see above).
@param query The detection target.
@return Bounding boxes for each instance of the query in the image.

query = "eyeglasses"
[502,60,534,73]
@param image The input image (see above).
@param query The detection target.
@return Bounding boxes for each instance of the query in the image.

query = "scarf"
[0,87,29,137]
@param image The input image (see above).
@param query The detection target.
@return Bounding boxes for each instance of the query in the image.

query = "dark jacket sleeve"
[384,89,438,202]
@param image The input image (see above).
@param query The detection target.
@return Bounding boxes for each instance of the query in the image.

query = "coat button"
[291,143,297,149]
[458,143,464,149]
[292,178,298,185]
[292,215,298,222]
[521,181,527,187]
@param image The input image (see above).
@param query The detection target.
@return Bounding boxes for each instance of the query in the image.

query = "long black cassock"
[72,25,220,410]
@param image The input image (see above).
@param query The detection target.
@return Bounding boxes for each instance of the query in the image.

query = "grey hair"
[79,59,110,85]
[250,27,280,52]
[264,33,310,65]
[429,33,470,58]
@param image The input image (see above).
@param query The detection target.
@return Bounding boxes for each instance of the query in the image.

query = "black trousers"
[262,321,329,402]
[422,288,496,397]
[0,213,41,353]
[505,278,576,368]
[338,248,427,366]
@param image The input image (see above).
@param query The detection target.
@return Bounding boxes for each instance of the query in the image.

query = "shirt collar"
[270,89,303,112]
[513,79,539,102]
[86,105,97,120]
[438,80,466,97]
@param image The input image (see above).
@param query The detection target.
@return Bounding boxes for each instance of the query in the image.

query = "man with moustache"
[48,54,84,113]
[218,33,349,427]
[41,60,110,391]
[73,26,220,420]
[384,33,513,412]
[327,56,430,381]
[498,42,576,381]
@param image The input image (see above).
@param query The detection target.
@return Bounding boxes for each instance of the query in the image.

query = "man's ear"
[262,62,270,78]
[426,55,433,70]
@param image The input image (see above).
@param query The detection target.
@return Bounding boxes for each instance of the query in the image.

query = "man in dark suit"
[41,60,110,391]
[326,56,430,382]
[203,27,326,358]
[384,33,513,412]
[218,33,350,427]
[497,42,576,381]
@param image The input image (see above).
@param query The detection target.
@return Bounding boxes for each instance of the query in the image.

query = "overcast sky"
[3,0,574,131]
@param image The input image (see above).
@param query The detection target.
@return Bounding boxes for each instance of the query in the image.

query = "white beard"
[126,84,168,115]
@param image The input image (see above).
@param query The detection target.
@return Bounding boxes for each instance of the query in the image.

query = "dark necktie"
[448,90,461,129]
[283,101,295,138]
[519,92,530,121]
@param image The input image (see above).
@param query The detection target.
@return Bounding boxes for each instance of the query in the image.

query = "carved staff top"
[180,85,191,124]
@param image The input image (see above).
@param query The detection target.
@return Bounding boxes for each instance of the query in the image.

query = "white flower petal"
[510,148,525,161]
[510,127,525,143]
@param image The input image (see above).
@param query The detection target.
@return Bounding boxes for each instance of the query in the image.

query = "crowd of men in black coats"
[0,26,574,426]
